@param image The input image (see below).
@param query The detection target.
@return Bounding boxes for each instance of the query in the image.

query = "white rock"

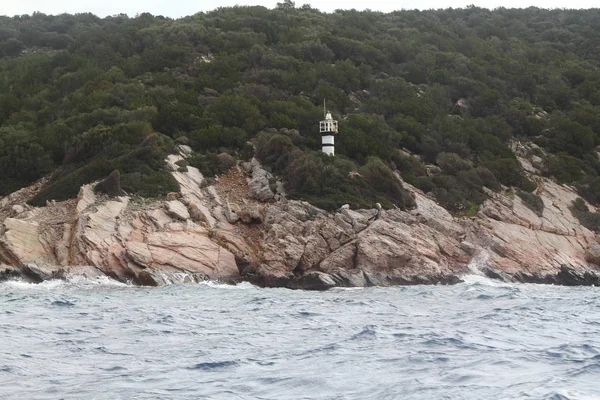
[165,200,190,220]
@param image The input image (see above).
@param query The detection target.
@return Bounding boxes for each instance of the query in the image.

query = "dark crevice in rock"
[234,255,251,275]
[351,242,359,270]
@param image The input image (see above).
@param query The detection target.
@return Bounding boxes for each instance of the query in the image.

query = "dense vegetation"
[571,198,600,232]
[1,6,600,210]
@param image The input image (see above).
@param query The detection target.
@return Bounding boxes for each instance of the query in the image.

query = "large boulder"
[245,158,276,202]
[165,200,190,220]
[0,218,55,265]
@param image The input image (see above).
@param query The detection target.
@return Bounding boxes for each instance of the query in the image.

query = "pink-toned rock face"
[473,178,598,277]
[1,219,54,265]
[126,231,238,276]
[1,152,599,288]
[67,185,239,285]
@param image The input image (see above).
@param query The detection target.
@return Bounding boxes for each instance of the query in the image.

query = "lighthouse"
[319,102,338,156]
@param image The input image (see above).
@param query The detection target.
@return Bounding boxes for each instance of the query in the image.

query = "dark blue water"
[1,275,599,399]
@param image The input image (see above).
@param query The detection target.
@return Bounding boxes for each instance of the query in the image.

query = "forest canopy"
[1,6,600,210]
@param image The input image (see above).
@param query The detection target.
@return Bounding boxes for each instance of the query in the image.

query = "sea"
[0,275,599,400]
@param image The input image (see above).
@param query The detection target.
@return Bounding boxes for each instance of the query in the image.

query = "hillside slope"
[1,7,600,216]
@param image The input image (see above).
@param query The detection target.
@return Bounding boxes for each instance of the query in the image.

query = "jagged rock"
[167,192,182,200]
[331,269,368,287]
[19,263,59,282]
[481,266,514,282]
[531,155,544,168]
[1,147,600,289]
[296,271,336,290]
[555,265,599,286]
[0,219,54,265]
[20,263,107,282]
[340,208,369,233]
[11,204,25,214]
[0,264,20,281]
[178,145,193,157]
[348,90,370,105]
[513,265,600,286]
[426,165,442,177]
[459,241,477,256]
[315,214,469,287]
[246,158,276,202]
[585,242,600,266]
[125,231,238,279]
[452,98,471,114]
[225,201,240,224]
[203,87,219,97]
[165,200,190,220]
[279,200,323,222]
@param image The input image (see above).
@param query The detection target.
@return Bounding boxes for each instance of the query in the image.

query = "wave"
[195,280,257,290]
[188,360,239,371]
[539,389,600,400]
[460,274,514,287]
[0,276,261,291]
[0,275,129,290]
[462,249,517,287]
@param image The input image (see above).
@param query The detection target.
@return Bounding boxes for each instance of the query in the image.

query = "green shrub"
[517,189,544,216]
[392,154,426,177]
[576,176,600,205]
[573,197,589,213]
[28,132,177,206]
[94,170,122,197]
[571,198,600,232]
[29,158,116,206]
[359,157,416,209]
[240,142,255,162]
[273,150,416,211]
[120,171,179,198]
[432,186,470,212]
[255,132,295,170]
[174,136,190,145]
[473,167,501,191]
[436,152,472,175]
[548,153,585,183]
[414,176,435,193]
[480,157,523,187]
[519,176,538,192]
[187,152,236,177]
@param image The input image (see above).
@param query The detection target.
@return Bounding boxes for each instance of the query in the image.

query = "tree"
[276,0,296,10]
[0,38,24,56]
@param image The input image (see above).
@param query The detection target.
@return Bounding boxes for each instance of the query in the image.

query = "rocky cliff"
[1,144,599,289]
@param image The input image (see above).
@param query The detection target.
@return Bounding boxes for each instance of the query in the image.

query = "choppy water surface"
[1,276,599,400]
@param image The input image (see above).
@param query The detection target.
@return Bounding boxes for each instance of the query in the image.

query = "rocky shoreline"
[1,144,600,290]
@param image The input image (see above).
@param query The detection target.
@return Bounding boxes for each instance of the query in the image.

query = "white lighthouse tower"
[319,101,338,156]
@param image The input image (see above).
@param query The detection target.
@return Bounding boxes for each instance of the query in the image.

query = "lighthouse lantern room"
[319,101,338,156]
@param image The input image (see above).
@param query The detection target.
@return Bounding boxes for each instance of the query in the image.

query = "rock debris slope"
[1,145,599,289]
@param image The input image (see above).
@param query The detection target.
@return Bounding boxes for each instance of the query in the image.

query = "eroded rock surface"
[1,149,599,289]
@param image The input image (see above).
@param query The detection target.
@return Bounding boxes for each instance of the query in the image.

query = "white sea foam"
[0,275,128,290]
[460,249,516,287]
[460,274,509,287]
[1,279,65,290]
[196,280,257,290]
